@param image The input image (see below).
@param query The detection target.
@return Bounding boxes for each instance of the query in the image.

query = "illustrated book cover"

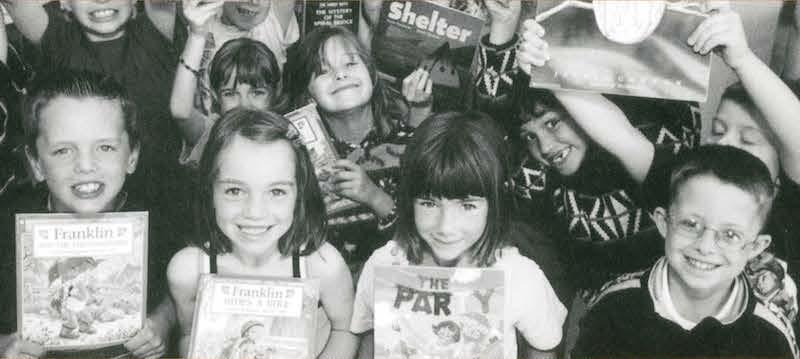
[16,211,148,350]
[371,0,485,88]
[373,266,505,359]
[529,0,711,102]
[187,274,320,359]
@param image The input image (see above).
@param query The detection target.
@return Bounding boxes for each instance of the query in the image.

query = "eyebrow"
[215,179,296,187]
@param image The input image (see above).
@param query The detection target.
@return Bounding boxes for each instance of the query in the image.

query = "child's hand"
[486,0,522,45]
[362,0,383,27]
[123,319,166,359]
[518,19,550,76]
[0,334,44,359]
[332,159,384,207]
[688,5,755,70]
[402,68,433,107]
[182,0,224,35]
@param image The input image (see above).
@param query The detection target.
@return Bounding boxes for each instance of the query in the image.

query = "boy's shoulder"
[585,267,649,310]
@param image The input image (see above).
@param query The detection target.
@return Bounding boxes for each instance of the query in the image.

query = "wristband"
[377,206,398,231]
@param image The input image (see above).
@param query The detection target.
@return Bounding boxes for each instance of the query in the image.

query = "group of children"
[0,0,799,358]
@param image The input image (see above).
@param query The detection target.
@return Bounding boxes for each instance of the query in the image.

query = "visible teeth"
[92,9,115,18]
[550,147,571,164]
[686,257,717,271]
[238,8,257,16]
[239,226,269,235]
[74,183,100,193]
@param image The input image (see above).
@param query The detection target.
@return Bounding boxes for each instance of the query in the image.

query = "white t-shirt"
[351,240,567,357]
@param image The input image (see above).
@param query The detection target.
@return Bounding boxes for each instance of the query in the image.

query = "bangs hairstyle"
[196,108,326,256]
[282,26,406,137]
[515,88,568,130]
[23,69,139,157]
[669,144,777,227]
[396,111,512,266]
[209,38,287,113]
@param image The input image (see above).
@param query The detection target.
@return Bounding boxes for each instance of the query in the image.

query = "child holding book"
[350,111,567,359]
[167,109,358,359]
[171,0,286,166]
[516,3,800,308]
[572,145,797,358]
[282,25,432,271]
[0,70,177,358]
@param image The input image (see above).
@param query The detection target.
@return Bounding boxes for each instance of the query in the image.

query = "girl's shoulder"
[306,242,347,275]
[493,246,545,276]
[365,240,409,267]
[167,246,208,285]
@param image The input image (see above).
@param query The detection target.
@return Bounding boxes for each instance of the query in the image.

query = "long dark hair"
[395,111,513,266]
[282,26,407,138]
[209,38,287,113]
[196,109,326,256]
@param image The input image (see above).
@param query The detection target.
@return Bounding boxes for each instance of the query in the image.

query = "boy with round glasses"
[572,145,798,358]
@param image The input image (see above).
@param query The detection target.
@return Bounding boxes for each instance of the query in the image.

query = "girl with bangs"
[167,109,357,359]
[282,25,433,271]
[350,111,567,359]
[170,0,286,167]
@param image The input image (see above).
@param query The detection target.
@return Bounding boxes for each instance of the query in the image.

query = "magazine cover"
[16,212,148,350]
[371,0,485,88]
[187,274,320,359]
[374,266,505,359]
[528,0,711,102]
[285,103,359,215]
[295,0,360,38]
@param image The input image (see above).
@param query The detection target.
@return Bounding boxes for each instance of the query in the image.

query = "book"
[529,0,711,102]
[295,0,361,38]
[373,266,505,359]
[16,212,148,350]
[187,274,320,359]
[285,103,359,215]
[371,0,485,88]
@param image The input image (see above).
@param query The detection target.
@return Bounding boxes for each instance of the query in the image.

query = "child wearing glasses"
[572,145,798,358]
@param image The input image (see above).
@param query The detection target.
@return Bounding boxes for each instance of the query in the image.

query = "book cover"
[373,266,505,359]
[529,0,711,102]
[187,274,320,359]
[296,0,360,38]
[285,103,359,215]
[16,212,148,350]
[371,0,485,88]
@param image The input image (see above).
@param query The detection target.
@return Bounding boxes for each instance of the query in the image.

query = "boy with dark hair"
[573,145,797,358]
[0,69,178,358]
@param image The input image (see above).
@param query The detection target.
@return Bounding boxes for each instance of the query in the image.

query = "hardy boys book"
[16,212,148,350]
[529,0,711,102]
[295,0,360,38]
[285,103,359,214]
[374,266,505,359]
[371,0,485,89]
[187,275,320,359]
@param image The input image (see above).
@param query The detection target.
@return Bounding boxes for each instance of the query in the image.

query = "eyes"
[314,55,364,78]
[219,87,271,99]
[710,120,767,146]
[219,185,291,200]
[415,198,481,211]
[671,215,747,247]
[50,143,119,157]
[521,118,561,143]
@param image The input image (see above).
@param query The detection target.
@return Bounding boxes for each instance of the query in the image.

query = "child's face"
[28,97,139,214]
[222,0,271,31]
[308,36,373,114]
[655,175,770,297]
[520,109,587,177]
[64,0,135,42]
[218,74,272,114]
[709,99,780,180]
[414,196,488,266]
[756,271,779,295]
[213,136,296,256]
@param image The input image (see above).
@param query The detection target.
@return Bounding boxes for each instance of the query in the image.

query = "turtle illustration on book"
[48,257,101,339]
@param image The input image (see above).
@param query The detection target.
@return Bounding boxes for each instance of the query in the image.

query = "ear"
[653,207,669,239]
[25,146,46,182]
[126,144,140,174]
[746,234,772,260]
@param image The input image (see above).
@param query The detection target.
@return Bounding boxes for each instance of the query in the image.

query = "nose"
[335,68,349,81]
[537,131,557,156]
[74,149,97,174]
[435,206,458,236]
[244,195,268,219]
[714,132,736,147]
[694,227,718,254]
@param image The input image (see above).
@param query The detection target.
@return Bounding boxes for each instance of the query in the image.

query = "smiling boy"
[572,145,798,358]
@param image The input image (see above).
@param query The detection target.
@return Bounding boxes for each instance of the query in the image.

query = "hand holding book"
[517,19,550,76]
[687,4,755,71]
[486,0,521,45]
[182,0,224,36]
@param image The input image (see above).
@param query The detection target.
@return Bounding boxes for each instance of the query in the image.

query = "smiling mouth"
[546,146,572,166]
[685,255,720,271]
[90,9,118,21]
[238,225,271,236]
[236,7,260,17]
[71,182,104,199]
[332,83,359,94]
